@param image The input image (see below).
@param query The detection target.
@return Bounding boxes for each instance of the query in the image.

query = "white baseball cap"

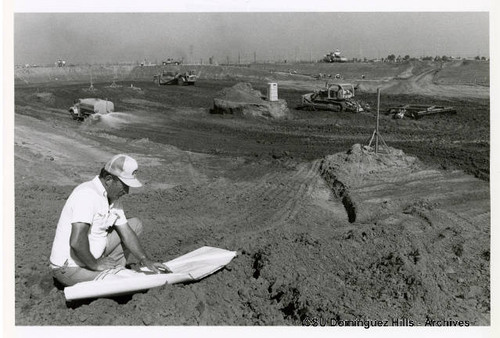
[104,154,142,187]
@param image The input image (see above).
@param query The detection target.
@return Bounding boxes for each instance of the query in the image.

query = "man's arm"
[114,223,169,273]
[70,222,118,271]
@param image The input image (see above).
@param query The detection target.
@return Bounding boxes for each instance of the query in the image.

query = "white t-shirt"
[49,176,128,268]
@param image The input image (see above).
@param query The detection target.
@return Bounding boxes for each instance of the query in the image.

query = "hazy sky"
[14,12,489,65]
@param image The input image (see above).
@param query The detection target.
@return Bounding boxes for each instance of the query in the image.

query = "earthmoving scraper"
[386,104,457,119]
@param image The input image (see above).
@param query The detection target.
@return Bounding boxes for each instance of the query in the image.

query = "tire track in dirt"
[215,175,295,236]
[267,160,322,226]
[351,168,489,224]
[170,158,318,245]
[225,160,322,239]
[360,66,489,99]
[240,163,313,232]
[383,68,439,95]
[252,161,308,202]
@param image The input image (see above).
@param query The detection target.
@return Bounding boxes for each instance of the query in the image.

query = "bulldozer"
[69,98,114,121]
[153,70,197,86]
[298,83,370,113]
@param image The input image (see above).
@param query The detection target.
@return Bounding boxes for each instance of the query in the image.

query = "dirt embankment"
[435,60,490,86]
[15,60,490,99]
[14,65,136,86]
[15,64,311,86]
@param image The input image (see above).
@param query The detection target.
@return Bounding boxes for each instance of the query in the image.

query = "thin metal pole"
[376,88,381,153]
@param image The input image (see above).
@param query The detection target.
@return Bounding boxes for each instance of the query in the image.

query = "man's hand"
[95,256,120,271]
[140,257,171,274]
[115,224,170,273]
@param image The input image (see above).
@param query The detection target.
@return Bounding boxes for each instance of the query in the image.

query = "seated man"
[49,154,169,286]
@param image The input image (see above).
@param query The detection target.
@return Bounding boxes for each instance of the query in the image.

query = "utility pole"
[88,66,95,91]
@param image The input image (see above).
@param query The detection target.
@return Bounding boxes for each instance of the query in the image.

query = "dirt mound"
[216,82,265,103]
[210,82,290,119]
[319,144,422,223]
[320,144,420,187]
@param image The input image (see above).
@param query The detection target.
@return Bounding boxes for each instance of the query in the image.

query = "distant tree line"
[384,54,489,62]
[341,54,490,64]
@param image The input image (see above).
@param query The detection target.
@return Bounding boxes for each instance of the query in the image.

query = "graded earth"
[14,60,490,325]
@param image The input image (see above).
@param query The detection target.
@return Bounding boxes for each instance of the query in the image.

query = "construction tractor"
[299,83,370,113]
[153,70,197,86]
[162,58,182,65]
[386,104,457,119]
[322,49,348,63]
[69,98,114,121]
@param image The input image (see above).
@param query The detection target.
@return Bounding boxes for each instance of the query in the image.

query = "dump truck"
[298,83,370,113]
[153,71,197,86]
[69,98,114,121]
[386,104,457,119]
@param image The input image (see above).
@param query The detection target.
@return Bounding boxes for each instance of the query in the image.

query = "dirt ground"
[13,61,490,326]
